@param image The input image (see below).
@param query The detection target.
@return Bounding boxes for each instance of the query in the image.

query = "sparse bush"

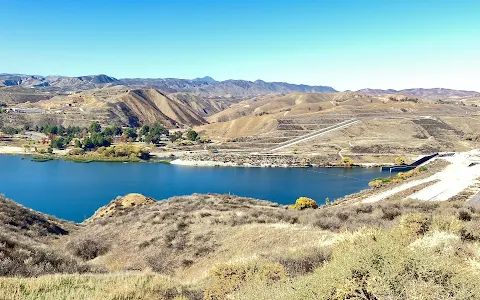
[460,220,480,241]
[458,209,472,221]
[146,254,177,275]
[400,213,431,235]
[431,215,464,234]
[381,205,402,220]
[356,204,373,214]
[395,157,407,165]
[341,157,354,167]
[270,247,332,277]
[68,238,110,260]
[313,216,342,230]
[234,226,480,299]
[68,148,85,155]
[204,261,286,299]
[0,233,88,276]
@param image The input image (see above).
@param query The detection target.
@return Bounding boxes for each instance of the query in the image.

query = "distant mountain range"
[1,73,478,99]
[357,88,480,99]
[0,74,336,98]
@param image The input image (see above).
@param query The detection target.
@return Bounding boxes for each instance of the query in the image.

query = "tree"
[50,137,66,150]
[112,126,123,136]
[102,127,114,137]
[23,144,31,153]
[145,123,168,144]
[66,125,82,136]
[395,157,407,165]
[82,137,95,150]
[89,122,101,133]
[57,125,66,136]
[169,131,182,142]
[91,132,112,148]
[139,124,150,136]
[123,128,137,140]
[74,140,82,148]
[1,127,19,135]
[186,129,198,141]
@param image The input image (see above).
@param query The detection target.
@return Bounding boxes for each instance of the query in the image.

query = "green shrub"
[68,148,85,156]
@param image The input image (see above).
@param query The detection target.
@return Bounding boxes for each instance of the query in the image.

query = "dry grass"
[0,273,202,300]
[0,196,87,276]
[2,192,480,298]
[232,223,480,300]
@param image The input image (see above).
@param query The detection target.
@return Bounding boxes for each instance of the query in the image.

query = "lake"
[0,155,384,222]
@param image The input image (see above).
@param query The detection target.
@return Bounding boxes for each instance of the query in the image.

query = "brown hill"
[1,87,212,128]
[196,92,480,162]
[112,88,207,127]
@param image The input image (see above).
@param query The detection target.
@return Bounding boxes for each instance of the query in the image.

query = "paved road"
[267,119,360,152]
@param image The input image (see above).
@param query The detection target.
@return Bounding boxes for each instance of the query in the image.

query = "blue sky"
[1,0,479,91]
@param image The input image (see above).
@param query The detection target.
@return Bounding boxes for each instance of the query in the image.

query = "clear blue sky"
[1,0,479,91]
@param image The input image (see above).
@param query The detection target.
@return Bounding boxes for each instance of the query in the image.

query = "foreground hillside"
[1,185,480,299]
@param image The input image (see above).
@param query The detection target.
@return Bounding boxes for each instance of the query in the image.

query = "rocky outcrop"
[85,193,155,223]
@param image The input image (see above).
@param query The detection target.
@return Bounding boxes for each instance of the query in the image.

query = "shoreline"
[0,147,382,168]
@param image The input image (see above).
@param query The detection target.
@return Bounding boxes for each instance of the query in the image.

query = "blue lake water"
[0,155,384,222]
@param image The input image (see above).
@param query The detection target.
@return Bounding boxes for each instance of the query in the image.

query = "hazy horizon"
[1,0,479,91]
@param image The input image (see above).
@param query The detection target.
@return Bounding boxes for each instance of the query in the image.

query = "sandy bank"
[0,146,26,154]
[170,159,255,167]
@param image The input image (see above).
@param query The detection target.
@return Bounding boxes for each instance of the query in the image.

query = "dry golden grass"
[2,191,480,299]
[0,273,201,300]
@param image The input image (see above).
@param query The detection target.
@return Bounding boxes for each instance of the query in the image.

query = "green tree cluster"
[185,129,199,141]
[83,133,112,150]
[123,128,137,139]
[89,122,101,133]
[0,127,20,135]
[141,123,168,144]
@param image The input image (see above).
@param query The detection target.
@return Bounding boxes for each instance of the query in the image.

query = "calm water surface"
[0,155,383,222]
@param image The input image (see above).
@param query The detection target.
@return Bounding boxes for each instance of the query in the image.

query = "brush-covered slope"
[2,189,480,299]
[0,196,86,276]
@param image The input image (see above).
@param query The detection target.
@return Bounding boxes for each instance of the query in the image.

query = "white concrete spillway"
[362,150,480,203]
[267,119,360,152]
